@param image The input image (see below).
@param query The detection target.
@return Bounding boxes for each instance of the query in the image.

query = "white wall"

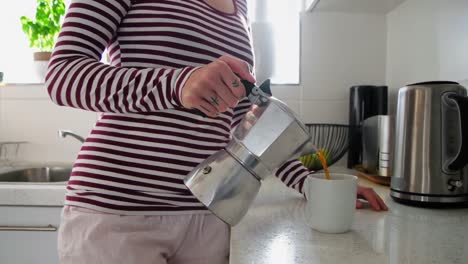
[299,11,388,124]
[2,0,466,164]
[386,0,468,104]
[0,84,300,164]
[0,85,97,163]
[0,9,389,164]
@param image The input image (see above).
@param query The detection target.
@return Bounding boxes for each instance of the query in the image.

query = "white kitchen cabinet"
[0,206,62,264]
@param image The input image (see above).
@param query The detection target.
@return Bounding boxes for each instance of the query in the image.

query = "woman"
[46,0,387,263]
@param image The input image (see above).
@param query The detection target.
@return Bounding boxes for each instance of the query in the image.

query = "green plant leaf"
[52,0,66,23]
[19,0,65,51]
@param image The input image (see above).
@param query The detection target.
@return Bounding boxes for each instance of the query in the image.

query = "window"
[0,0,45,83]
[248,0,303,84]
[0,0,303,84]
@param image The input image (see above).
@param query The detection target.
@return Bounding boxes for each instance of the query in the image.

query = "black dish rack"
[302,123,352,170]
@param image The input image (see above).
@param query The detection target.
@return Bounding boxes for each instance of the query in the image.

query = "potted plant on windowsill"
[20,0,65,81]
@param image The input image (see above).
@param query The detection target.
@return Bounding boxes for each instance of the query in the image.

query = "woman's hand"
[356,185,388,211]
[181,55,256,117]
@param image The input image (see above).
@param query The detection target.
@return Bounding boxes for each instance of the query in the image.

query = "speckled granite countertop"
[2,165,467,263]
[230,168,468,264]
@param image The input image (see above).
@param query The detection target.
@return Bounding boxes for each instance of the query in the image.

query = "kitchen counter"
[1,167,467,263]
[230,168,468,264]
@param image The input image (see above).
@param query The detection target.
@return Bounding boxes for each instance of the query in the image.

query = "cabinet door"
[0,206,62,264]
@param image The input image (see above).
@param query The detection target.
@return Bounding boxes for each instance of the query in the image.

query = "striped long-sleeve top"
[46,0,311,215]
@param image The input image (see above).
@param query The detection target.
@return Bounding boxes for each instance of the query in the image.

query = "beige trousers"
[58,206,230,264]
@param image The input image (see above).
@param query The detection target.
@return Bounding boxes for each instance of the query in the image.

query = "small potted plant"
[20,0,65,80]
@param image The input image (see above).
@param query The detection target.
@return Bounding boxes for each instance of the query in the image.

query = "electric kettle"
[391,81,468,207]
[184,79,317,225]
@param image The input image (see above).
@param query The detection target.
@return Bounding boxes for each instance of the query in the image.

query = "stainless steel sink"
[0,166,72,183]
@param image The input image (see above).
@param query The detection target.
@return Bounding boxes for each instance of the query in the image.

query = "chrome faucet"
[58,130,85,143]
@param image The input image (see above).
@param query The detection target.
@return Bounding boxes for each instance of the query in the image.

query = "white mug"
[305,173,358,233]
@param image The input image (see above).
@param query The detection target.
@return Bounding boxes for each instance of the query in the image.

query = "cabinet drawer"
[0,206,62,226]
[0,206,62,264]
[0,230,59,264]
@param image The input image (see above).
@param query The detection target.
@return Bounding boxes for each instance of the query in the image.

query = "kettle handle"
[191,79,271,117]
[447,94,468,171]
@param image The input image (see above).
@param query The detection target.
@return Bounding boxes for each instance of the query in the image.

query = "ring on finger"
[232,78,240,88]
[209,96,220,106]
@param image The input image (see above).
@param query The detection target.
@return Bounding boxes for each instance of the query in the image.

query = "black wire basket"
[300,123,351,171]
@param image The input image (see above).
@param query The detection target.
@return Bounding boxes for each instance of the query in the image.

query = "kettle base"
[390,189,468,208]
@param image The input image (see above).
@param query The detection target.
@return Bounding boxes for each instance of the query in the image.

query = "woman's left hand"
[356,185,388,211]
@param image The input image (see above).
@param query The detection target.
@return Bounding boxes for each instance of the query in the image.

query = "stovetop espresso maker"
[184,80,317,225]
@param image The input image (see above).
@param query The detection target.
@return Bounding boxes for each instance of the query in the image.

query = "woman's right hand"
[181,55,256,117]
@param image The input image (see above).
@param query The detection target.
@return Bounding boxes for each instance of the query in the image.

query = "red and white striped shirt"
[46,0,311,215]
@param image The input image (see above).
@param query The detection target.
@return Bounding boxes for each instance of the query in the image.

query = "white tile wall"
[0,11,390,163]
[386,0,468,93]
[270,85,302,116]
[0,84,48,99]
[270,85,301,101]
[300,12,387,102]
[0,83,305,163]
[0,84,97,163]
[4,2,463,164]
[301,99,349,124]
[460,79,468,88]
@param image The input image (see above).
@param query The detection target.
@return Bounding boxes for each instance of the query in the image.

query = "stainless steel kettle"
[391,81,468,207]
[184,80,317,225]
